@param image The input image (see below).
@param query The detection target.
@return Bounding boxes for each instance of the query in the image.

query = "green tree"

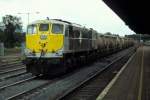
[2,15,22,48]
[105,32,112,35]
[0,29,5,42]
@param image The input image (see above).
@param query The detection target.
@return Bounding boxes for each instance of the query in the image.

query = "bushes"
[0,15,23,48]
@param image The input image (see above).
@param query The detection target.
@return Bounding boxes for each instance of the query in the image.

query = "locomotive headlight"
[55,50,63,56]
[24,49,32,55]
[40,35,47,40]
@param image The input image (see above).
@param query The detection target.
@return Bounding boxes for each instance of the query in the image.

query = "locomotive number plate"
[40,35,47,40]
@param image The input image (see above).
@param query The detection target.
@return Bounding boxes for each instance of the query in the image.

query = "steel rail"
[7,47,135,100]
[0,61,21,67]
[7,77,55,100]
[0,71,27,81]
[56,49,134,100]
[0,76,36,90]
[0,66,25,75]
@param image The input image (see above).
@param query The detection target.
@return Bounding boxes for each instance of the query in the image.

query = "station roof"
[103,0,149,34]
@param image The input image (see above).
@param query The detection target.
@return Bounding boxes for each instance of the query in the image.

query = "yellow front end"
[25,21,64,58]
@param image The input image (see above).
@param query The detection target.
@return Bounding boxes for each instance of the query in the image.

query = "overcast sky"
[0,0,135,36]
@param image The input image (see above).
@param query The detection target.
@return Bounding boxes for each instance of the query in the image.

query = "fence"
[0,42,25,56]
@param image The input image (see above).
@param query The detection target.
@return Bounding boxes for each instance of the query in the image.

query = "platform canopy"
[103,0,149,34]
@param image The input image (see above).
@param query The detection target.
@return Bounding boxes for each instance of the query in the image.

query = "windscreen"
[52,24,63,34]
[39,24,49,31]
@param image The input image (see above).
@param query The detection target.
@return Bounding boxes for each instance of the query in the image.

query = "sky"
[0,0,135,36]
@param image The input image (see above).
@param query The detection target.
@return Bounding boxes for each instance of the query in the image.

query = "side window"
[70,27,80,38]
[82,29,88,38]
[52,24,64,34]
[73,30,80,38]
[69,26,73,38]
[27,25,37,34]
[88,30,92,39]
[68,26,81,38]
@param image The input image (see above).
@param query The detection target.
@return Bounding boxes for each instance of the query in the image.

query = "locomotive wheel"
[66,59,73,70]
[32,65,40,76]
[26,64,40,76]
[59,60,68,73]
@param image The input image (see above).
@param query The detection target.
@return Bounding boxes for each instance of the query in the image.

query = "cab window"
[39,24,49,31]
[27,25,37,34]
[52,24,63,34]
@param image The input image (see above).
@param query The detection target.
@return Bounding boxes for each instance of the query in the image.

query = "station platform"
[97,46,150,100]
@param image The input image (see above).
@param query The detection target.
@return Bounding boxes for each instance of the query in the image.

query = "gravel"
[0,73,32,87]
[20,48,133,100]
[0,47,134,100]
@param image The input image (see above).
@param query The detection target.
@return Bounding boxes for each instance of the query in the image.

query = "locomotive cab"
[24,20,66,75]
[25,20,64,58]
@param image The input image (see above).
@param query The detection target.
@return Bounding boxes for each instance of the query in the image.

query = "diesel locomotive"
[24,19,134,75]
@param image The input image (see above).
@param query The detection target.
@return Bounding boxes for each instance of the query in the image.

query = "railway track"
[0,76,36,90]
[0,47,135,100]
[0,65,26,82]
[0,75,52,100]
[7,79,55,100]
[0,66,25,75]
[0,61,21,67]
[0,61,26,81]
[5,47,135,100]
[0,72,33,90]
[0,60,57,100]
[0,62,22,70]
[58,49,135,100]
[0,71,27,80]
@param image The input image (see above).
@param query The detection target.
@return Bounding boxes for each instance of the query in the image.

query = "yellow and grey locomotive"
[24,19,134,75]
